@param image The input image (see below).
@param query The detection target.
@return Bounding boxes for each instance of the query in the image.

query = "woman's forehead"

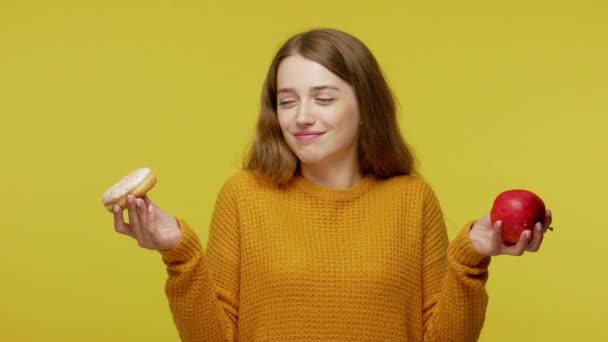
[277,55,347,91]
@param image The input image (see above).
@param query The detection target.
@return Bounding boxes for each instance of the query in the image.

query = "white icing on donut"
[103,167,151,203]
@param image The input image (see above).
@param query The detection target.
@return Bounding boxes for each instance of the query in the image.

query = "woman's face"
[276,54,360,168]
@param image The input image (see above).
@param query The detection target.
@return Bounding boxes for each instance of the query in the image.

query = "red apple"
[490,189,546,245]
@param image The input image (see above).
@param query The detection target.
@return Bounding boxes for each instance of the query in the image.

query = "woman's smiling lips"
[294,130,325,142]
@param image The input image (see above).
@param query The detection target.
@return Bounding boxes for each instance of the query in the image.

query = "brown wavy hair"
[243,28,418,185]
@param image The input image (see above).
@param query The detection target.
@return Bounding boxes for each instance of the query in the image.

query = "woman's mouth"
[294,131,325,142]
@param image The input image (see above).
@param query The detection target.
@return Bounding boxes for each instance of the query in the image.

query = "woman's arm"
[159,180,240,342]
[420,183,490,342]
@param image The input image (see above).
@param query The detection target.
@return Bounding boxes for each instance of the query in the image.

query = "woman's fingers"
[147,205,158,235]
[544,209,553,232]
[112,194,166,250]
[489,221,503,255]
[142,195,158,211]
[489,209,552,257]
[113,205,132,236]
[127,195,144,239]
[526,223,544,252]
[140,197,158,234]
[136,198,148,227]
[503,230,532,256]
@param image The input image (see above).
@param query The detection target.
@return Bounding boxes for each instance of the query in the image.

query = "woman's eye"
[316,98,335,104]
[278,100,296,106]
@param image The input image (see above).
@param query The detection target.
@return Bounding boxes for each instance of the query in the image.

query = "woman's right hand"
[113,194,181,251]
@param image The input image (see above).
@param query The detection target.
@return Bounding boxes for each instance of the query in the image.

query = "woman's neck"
[300,157,362,189]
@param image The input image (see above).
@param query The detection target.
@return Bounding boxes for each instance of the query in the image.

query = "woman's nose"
[295,102,315,125]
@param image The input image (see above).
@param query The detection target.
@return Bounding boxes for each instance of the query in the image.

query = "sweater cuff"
[448,220,491,268]
[158,217,202,264]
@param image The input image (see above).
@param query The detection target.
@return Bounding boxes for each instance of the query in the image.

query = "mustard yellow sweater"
[159,171,490,341]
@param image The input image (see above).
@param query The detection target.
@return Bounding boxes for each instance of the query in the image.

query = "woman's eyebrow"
[277,85,340,94]
[311,85,340,92]
[277,87,295,95]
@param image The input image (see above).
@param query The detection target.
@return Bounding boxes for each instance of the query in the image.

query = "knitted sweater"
[159,170,490,341]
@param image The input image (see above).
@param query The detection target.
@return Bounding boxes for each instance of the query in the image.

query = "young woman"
[112,28,552,342]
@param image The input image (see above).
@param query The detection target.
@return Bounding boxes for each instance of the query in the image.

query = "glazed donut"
[102,167,157,212]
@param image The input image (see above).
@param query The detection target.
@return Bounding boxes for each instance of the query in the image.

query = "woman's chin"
[296,155,326,166]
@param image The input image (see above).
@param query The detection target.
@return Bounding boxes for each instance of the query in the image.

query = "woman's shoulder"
[374,174,439,209]
[220,169,277,193]
[379,173,433,192]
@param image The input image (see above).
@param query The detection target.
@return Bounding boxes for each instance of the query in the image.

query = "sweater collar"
[290,174,377,201]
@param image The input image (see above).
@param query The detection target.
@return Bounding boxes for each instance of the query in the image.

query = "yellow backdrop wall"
[1,1,606,340]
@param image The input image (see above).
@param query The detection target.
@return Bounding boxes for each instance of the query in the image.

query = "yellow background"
[1,0,606,340]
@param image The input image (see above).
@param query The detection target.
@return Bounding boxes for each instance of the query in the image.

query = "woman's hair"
[243,28,418,185]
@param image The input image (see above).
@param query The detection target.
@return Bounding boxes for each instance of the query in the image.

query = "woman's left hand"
[469,209,553,257]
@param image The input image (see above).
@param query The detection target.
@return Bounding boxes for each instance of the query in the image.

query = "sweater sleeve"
[420,183,490,342]
[158,180,241,342]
